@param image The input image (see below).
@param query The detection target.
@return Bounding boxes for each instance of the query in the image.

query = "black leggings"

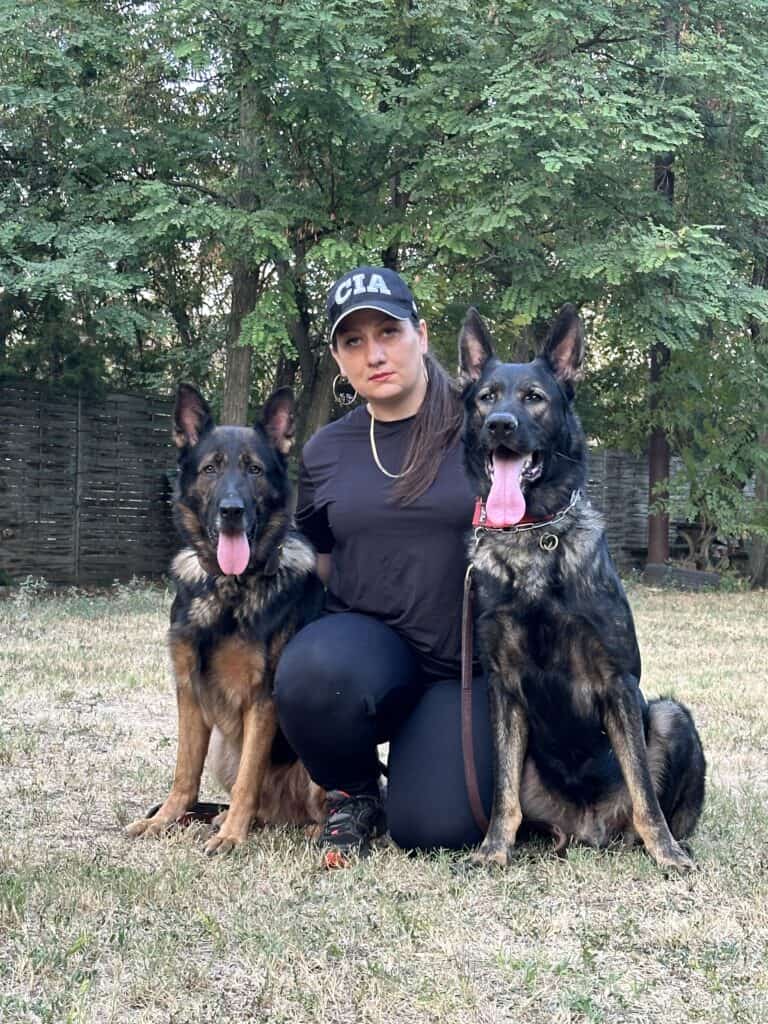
[274,612,493,850]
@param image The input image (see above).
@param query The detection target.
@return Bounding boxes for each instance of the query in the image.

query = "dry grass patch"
[1,582,766,1023]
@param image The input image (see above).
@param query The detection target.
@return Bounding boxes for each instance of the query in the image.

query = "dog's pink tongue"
[486,453,527,526]
[216,532,250,575]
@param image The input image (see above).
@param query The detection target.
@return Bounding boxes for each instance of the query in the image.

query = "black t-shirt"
[296,404,476,680]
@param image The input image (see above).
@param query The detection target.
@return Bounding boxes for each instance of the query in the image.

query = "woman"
[275,265,492,867]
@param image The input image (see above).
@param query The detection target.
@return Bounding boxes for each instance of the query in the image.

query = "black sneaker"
[318,789,386,869]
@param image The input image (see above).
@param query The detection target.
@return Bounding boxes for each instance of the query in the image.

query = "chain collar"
[473,489,581,551]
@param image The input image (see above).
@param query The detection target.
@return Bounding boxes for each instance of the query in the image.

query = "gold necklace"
[369,411,413,479]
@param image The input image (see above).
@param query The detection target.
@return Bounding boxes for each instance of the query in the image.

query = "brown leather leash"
[461,564,489,834]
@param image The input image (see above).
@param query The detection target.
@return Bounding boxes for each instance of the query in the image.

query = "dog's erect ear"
[260,386,295,456]
[542,304,584,385]
[458,307,496,381]
[174,384,214,448]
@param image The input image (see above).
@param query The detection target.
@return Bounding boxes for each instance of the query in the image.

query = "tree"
[2,1,767,578]
[0,0,230,394]
[409,2,768,574]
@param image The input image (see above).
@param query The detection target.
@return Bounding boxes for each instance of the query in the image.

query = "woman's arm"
[316,553,331,585]
[296,451,334,584]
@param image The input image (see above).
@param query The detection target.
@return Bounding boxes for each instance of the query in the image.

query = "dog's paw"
[653,841,696,873]
[125,816,173,839]
[471,841,515,869]
[204,831,246,857]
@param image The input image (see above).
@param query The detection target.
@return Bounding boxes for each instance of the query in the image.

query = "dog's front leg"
[473,679,528,868]
[126,640,210,838]
[204,698,278,856]
[603,678,694,872]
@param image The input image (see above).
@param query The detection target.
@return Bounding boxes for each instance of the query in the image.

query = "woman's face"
[331,309,428,410]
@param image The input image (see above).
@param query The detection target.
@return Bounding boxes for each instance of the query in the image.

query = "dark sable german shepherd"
[126,385,326,855]
[459,306,706,871]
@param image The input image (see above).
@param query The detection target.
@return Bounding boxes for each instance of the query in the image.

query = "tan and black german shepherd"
[126,385,326,855]
[459,306,706,871]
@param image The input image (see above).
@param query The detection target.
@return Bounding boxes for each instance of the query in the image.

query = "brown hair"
[392,351,464,505]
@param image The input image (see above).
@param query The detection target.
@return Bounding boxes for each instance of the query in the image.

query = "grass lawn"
[0,581,766,1023]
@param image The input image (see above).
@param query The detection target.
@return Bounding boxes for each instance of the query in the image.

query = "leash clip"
[539,533,559,552]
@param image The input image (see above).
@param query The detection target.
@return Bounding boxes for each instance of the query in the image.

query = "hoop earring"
[332,374,357,407]
[422,357,429,387]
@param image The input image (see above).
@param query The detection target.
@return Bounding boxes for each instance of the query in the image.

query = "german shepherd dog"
[459,306,706,871]
[126,385,326,855]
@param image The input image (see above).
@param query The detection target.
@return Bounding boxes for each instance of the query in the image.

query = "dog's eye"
[202,464,217,474]
[524,391,544,403]
[248,464,263,476]
[478,390,495,404]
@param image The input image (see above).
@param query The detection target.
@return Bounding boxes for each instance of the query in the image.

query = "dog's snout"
[219,496,245,523]
[486,413,519,438]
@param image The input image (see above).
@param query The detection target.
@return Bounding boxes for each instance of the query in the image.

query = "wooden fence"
[585,447,662,560]
[1,381,176,585]
[1,381,658,585]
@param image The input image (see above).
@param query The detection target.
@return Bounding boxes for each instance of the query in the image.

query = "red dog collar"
[472,491,581,532]
[472,498,540,529]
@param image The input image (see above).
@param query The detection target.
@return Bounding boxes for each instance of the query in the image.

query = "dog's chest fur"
[171,536,315,631]
[470,500,604,602]
[169,535,318,728]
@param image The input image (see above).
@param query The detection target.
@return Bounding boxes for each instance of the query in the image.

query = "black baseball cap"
[327,266,419,341]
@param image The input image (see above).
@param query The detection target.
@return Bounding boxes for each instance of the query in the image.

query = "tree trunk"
[274,352,299,391]
[382,173,407,270]
[645,12,679,566]
[294,347,336,444]
[0,293,13,364]
[289,309,336,445]
[647,339,671,564]
[646,141,676,565]
[221,76,262,425]
[280,255,337,444]
[221,261,259,424]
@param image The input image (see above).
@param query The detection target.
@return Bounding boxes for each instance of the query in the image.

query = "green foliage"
[1,0,767,546]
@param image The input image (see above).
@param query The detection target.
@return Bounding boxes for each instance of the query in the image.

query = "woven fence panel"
[584,447,675,569]
[1,383,79,582]
[2,381,673,584]
[1,382,176,585]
